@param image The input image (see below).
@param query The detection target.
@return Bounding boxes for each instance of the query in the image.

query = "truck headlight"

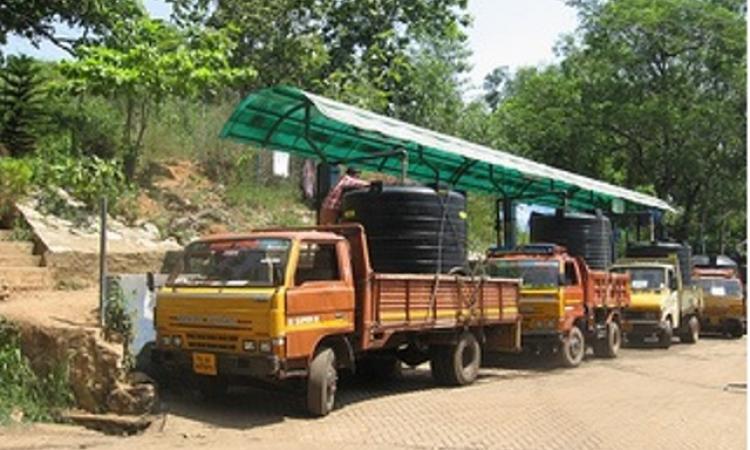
[172,335,183,347]
[259,340,272,353]
[243,340,257,352]
[161,336,171,346]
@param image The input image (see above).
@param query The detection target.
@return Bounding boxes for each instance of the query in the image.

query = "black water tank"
[530,210,613,270]
[341,184,467,273]
[626,242,693,285]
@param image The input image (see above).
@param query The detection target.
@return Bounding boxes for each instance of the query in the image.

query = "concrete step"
[1,267,54,291]
[0,254,41,267]
[0,241,34,255]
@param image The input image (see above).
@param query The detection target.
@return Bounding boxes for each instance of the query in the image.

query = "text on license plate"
[192,352,217,376]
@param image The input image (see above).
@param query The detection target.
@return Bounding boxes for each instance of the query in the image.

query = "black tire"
[593,322,621,358]
[658,320,673,349]
[357,356,402,381]
[430,332,481,386]
[558,327,585,368]
[307,348,337,417]
[679,316,700,344]
[729,322,745,339]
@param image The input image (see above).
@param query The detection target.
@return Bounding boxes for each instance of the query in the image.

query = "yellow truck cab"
[694,276,745,338]
[611,256,703,348]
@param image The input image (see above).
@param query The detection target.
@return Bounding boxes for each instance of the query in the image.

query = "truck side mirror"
[669,277,677,291]
[146,272,155,292]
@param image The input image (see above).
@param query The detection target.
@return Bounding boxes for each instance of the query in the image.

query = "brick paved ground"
[1,337,746,449]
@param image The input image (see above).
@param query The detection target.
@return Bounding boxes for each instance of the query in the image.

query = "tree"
[0,55,47,157]
[167,0,471,108]
[60,18,256,179]
[0,0,144,56]
[492,0,746,249]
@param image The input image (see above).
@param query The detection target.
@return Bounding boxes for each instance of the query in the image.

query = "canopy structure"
[220,85,674,214]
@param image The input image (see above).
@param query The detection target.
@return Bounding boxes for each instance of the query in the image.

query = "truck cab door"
[284,240,355,359]
[562,260,584,320]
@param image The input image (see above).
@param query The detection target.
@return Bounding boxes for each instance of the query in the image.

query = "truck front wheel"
[307,348,337,417]
[593,322,621,358]
[430,332,481,386]
[558,327,585,368]
[679,316,700,344]
[658,320,673,349]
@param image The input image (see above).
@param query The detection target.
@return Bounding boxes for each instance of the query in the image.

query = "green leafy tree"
[60,18,256,179]
[0,55,47,157]
[491,0,746,249]
[0,0,144,56]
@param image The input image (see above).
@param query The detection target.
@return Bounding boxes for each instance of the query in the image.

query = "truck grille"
[186,333,239,351]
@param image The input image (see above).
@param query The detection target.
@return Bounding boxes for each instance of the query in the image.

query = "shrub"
[30,152,131,213]
[0,157,33,214]
[0,319,73,423]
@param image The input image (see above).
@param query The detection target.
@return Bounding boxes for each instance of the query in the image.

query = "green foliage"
[30,152,130,215]
[104,278,135,370]
[0,318,73,423]
[0,0,144,55]
[0,56,48,157]
[8,216,33,241]
[0,157,32,213]
[490,0,746,250]
[60,18,256,179]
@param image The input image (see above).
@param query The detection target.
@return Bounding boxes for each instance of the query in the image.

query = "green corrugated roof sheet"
[220,85,674,213]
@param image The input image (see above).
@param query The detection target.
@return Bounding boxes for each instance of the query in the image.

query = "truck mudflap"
[152,349,280,379]
[484,317,523,352]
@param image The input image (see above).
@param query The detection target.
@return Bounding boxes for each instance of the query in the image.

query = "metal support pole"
[99,197,108,327]
[400,150,408,184]
[648,213,655,242]
[494,198,502,248]
[503,198,516,249]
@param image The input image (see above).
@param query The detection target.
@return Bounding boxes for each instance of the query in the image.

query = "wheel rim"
[611,325,621,352]
[326,365,337,409]
[461,342,476,369]
[569,331,583,360]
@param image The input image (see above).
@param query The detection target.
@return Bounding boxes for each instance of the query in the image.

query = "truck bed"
[371,273,519,330]
[585,271,631,308]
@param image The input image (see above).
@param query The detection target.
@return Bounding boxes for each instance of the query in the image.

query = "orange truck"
[152,224,521,416]
[485,244,630,367]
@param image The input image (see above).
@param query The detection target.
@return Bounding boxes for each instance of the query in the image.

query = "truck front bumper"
[701,316,746,334]
[152,348,281,379]
[622,320,665,337]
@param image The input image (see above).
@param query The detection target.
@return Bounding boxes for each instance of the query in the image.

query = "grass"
[0,319,73,424]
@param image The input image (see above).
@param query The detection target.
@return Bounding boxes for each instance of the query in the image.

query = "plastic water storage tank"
[530,210,614,270]
[341,184,467,274]
[626,242,693,285]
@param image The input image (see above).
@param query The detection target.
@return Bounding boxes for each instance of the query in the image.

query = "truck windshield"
[167,238,291,287]
[612,267,665,291]
[487,260,559,289]
[695,278,742,297]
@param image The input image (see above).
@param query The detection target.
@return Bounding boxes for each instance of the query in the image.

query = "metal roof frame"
[220,85,674,214]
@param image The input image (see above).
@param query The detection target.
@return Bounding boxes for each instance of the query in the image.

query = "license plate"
[622,322,633,332]
[193,352,217,376]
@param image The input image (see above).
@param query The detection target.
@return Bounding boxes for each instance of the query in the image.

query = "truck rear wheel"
[658,320,673,349]
[307,348,337,417]
[679,316,700,344]
[593,322,621,358]
[558,327,585,368]
[430,332,481,386]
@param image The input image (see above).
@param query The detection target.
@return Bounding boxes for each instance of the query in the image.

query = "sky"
[3,0,578,90]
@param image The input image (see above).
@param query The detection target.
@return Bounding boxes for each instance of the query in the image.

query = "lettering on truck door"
[285,240,355,359]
